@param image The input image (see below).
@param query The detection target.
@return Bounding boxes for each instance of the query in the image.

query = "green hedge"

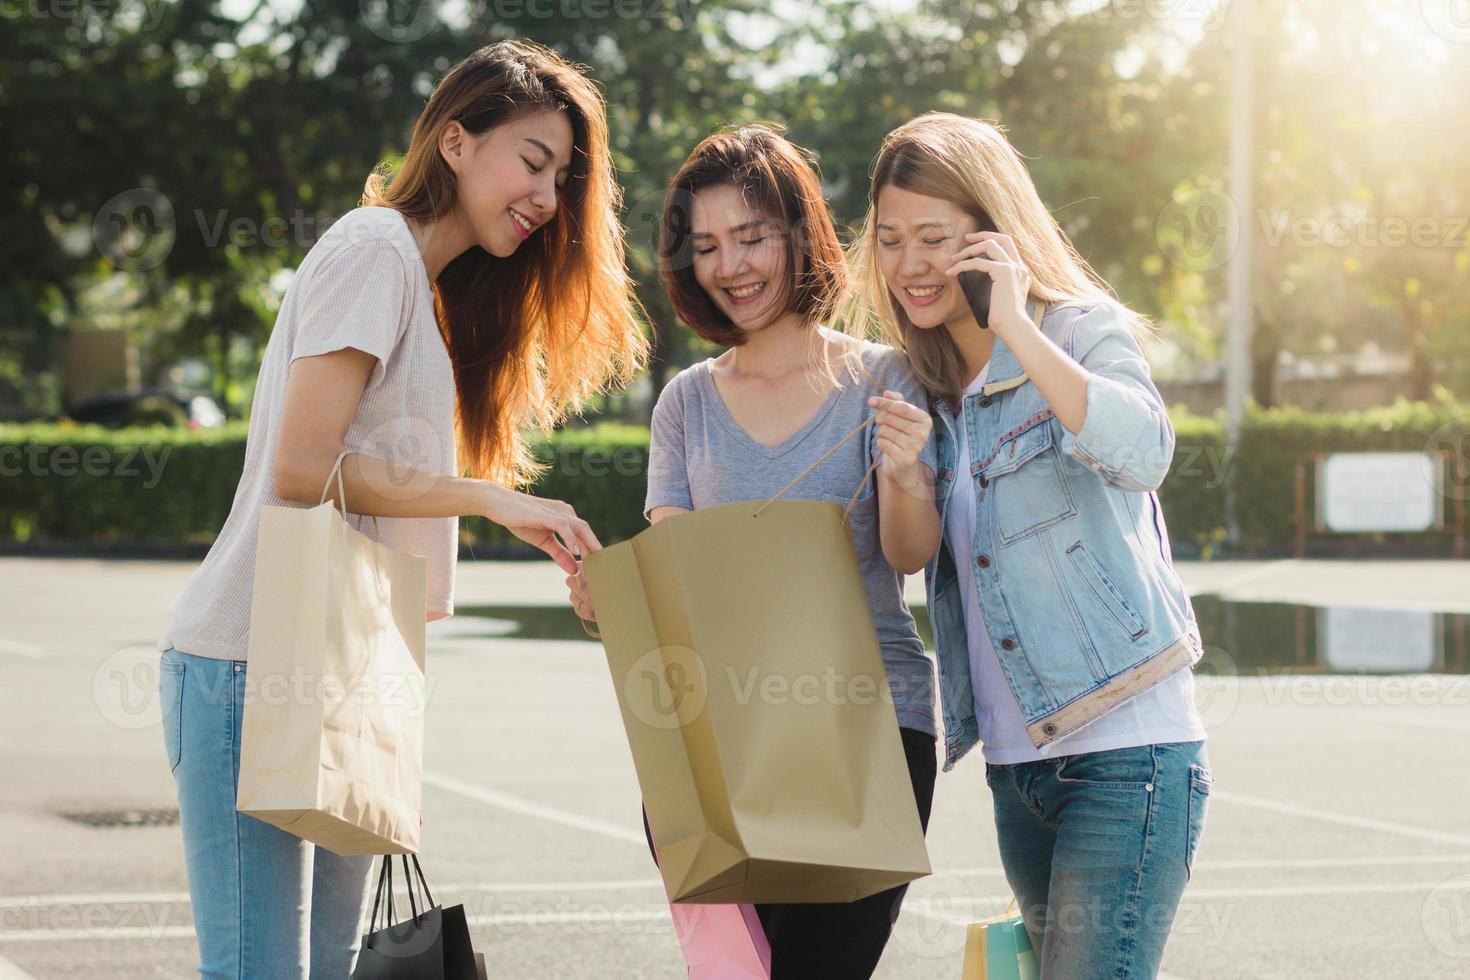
[2,399,1467,557]
[0,419,655,555]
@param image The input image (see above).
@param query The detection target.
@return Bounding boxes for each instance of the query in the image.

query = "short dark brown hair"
[658,124,848,346]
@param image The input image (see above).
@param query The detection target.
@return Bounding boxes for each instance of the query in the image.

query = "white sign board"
[1318,453,1440,533]
[1319,606,1437,672]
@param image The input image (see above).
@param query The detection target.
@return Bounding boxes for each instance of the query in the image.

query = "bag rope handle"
[576,402,895,641]
[318,449,382,539]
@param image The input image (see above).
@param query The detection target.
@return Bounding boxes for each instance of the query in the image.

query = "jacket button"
[1001,637,1016,651]
[977,554,991,568]
[979,396,993,408]
[979,474,989,488]
[1043,722,1057,735]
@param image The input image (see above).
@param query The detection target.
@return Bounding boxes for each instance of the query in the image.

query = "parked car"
[65,389,226,429]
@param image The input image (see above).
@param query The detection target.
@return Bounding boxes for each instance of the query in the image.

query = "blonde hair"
[843,112,1151,408]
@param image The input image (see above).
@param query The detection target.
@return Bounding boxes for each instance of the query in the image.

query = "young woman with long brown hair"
[155,40,647,977]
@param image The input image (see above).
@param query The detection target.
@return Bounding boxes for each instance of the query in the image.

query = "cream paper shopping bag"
[583,416,932,903]
[236,450,428,855]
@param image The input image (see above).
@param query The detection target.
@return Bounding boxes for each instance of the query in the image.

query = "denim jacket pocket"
[985,420,1078,545]
[1065,540,1149,640]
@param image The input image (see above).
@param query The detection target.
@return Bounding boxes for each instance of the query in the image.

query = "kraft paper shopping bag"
[583,416,932,904]
[237,449,428,855]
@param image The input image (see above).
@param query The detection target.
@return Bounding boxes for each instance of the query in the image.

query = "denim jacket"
[926,297,1203,772]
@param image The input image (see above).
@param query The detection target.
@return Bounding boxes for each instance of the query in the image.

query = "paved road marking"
[0,637,41,660]
[1195,559,1300,594]
[9,852,1470,911]
[423,770,646,846]
[1348,711,1470,734]
[0,955,36,979]
[8,872,1470,943]
[941,853,1470,876]
[1213,788,1470,847]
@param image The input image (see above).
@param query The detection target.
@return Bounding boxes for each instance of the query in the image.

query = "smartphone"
[957,268,993,330]
[957,213,997,329]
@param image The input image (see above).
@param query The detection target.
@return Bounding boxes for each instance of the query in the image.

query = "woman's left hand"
[866,389,933,492]
[945,231,1035,336]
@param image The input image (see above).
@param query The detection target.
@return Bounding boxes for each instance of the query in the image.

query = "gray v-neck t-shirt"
[644,335,939,737]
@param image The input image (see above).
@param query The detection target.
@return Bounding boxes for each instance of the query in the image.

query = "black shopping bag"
[352,854,485,980]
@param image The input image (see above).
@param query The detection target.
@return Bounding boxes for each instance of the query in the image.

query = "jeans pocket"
[159,655,185,773]
[1185,763,1213,880]
[1055,743,1156,790]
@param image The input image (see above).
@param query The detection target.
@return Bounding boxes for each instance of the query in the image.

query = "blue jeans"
[160,647,375,979]
[985,740,1212,980]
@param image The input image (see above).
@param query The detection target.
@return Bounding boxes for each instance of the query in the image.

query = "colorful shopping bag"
[962,899,1039,980]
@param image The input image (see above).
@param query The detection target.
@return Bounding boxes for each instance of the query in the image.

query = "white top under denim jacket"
[941,357,1205,766]
[926,296,1206,772]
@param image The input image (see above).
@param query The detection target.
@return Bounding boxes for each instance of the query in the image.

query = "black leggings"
[643,727,938,980]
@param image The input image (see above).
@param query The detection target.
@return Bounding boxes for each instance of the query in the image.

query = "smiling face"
[874,184,985,331]
[443,108,574,259]
[688,183,795,335]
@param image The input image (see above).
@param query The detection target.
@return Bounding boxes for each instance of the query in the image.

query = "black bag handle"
[400,855,421,925]
[366,853,437,946]
[366,855,397,947]
[410,854,436,908]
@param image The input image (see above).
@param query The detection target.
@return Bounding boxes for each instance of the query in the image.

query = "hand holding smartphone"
[957,268,992,330]
[956,213,997,329]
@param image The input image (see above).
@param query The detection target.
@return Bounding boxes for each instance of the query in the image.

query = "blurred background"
[5,4,1470,978]
[2,0,1467,558]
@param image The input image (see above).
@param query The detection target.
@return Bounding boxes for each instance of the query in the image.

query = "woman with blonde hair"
[847,111,1212,978]
[155,40,647,977]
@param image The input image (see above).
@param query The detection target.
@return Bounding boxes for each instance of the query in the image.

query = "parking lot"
[1,556,1468,978]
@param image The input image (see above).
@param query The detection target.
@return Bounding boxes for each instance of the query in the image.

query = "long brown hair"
[658,124,848,347]
[363,39,648,487]
[845,112,1149,408]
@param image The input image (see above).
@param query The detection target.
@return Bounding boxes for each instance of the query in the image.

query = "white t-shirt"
[157,207,459,662]
[943,362,1205,763]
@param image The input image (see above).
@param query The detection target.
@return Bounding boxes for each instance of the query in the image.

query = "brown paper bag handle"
[581,407,883,641]
[752,415,881,525]
[319,449,381,538]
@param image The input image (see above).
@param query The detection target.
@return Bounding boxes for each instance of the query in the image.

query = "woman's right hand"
[481,485,601,575]
[566,568,596,622]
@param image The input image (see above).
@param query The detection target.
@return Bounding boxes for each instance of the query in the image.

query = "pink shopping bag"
[649,813,770,978]
[668,901,771,980]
